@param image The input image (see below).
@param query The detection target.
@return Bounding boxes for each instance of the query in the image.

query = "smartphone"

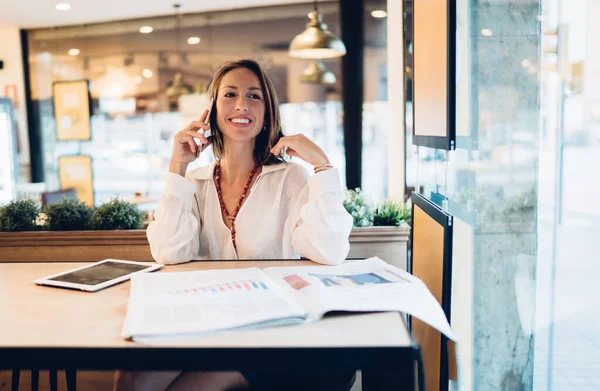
[195,98,214,157]
[204,97,214,138]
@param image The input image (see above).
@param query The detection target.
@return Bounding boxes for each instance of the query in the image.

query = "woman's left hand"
[270,134,330,166]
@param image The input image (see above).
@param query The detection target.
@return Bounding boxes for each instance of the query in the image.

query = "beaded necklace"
[214,161,259,251]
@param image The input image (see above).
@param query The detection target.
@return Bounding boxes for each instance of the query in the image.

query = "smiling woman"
[207,59,283,166]
[152,58,349,262]
[125,58,356,391]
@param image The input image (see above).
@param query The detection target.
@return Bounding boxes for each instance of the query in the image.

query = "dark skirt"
[241,370,357,391]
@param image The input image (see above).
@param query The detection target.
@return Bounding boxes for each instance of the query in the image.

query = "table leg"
[49,369,58,391]
[362,369,415,391]
[11,370,20,391]
[65,369,77,391]
[31,369,39,391]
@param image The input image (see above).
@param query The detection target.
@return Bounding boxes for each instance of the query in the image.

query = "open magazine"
[121,257,454,341]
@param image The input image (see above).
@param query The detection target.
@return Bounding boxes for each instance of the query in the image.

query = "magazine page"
[264,257,455,340]
[122,267,308,340]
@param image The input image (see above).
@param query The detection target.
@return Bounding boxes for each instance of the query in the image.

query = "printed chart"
[165,279,269,295]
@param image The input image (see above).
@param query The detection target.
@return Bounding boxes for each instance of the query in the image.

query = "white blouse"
[146,161,353,265]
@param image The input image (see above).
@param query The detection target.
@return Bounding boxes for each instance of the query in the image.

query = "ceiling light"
[480,29,493,37]
[68,48,80,56]
[187,36,201,45]
[289,2,346,59]
[371,10,387,18]
[134,76,143,85]
[139,26,153,34]
[55,2,71,11]
[142,69,153,78]
[299,61,336,85]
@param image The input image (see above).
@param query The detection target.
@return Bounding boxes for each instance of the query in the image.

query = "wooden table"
[0,260,418,390]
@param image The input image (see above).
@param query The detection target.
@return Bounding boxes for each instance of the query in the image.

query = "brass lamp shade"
[299,61,336,84]
[289,11,346,59]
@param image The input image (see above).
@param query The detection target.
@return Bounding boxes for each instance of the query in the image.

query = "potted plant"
[343,189,411,270]
[90,198,145,230]
[0,198,40,232]
[0,198,152,262]
[44,198,93,231]
[1,189,412,266]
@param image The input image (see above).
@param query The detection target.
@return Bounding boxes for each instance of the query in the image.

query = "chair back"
[41,188,78,207]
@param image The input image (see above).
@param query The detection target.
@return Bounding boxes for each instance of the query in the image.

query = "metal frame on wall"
[409,0,457,150]
[409,192,453,391]
[58,155,94,207]
[52,80,93,141]
[454,0,477,150]
[0,98,18,204]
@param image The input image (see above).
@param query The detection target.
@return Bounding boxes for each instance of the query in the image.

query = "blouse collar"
[189,160,287,180]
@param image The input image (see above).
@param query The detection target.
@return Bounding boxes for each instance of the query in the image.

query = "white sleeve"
[146,173,201,265]
[285,165,353,265]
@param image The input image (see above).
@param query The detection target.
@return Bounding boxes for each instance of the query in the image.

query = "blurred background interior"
[1,0,599,390]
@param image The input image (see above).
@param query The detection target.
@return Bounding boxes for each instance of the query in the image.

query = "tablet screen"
[48,261,151,286]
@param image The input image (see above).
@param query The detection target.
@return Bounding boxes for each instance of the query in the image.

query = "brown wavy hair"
[208,59,284,166]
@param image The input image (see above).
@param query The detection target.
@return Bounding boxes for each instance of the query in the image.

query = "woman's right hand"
[170,108,212,164]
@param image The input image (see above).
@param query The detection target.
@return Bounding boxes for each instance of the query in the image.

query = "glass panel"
[0,100,18,204]
[363,0,388,202]
[534,0,600,388]
[25,3,343,205]
[280,101,346,186]
[406,0,541,389]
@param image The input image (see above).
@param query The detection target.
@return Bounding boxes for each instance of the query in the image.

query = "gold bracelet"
[314,163,333,173]
[315,166,333,174]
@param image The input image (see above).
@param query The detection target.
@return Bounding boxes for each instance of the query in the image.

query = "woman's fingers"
[271,135,303,155]
[196,137,213,157]
[270,134,329,166]
[199,108,209,124]
[286,148,299,157]
[187,138,196,153]
[184,130,210,146]
[189,121,210,132]
[270,138,289,156]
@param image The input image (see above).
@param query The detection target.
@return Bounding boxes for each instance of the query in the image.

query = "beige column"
[0,26,30,174]
[386,0,405,201]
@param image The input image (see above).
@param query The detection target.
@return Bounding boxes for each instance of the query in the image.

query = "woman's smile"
[215,68,266,141]
[228,115,254,128]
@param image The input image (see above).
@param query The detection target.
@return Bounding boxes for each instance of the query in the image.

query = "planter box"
[347,225,410,270]
[0,230,152,262]
[0,226,410,268]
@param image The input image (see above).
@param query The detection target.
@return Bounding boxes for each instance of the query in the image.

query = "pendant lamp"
[167,3,193,99]
[299,61,336,84]
[289,0,346,59]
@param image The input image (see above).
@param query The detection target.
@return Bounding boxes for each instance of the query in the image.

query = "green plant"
[343,188,373,227]
[90,198,145,230]
[0,198,40,232]
[44,198,93,231]
[373,199,411,226]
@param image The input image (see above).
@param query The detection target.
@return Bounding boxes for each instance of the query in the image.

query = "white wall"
[386,0,405,201]
[364,47,387,102]
[286,59,327,103]
[0,25,29,180]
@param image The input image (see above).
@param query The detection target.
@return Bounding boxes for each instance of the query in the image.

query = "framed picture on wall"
[53,80,92,141]
[410,0,457,150]
[0,98,18,205]
[410,192,454,391]
[454,0,477,150]
[58,155,94,206]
